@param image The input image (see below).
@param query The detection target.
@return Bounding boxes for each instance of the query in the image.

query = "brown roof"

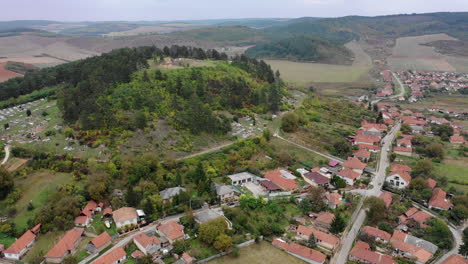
[113,207,137,223]
[325,193,343,205]
[441,254,468,264]
[75,215,89,225]
[429,188,452,209]
[361,226,391,241]
[297,225,340,246]
[91,232,112,249]
[103,208,113,215]
[379,192,393,208]
[158,221,185,241]
[342,157,367,170]
[390,230,433,264]
[4,230,36,255]
[304,172,330,185]
[92,247,126,264]
[182,252,194,264]
[426,178,437,189]
[405,207,419,217]
[315,212,335,225]
[131,250,144,259]
[272,239,326,263]
[45,227,84,258]
[353,149,371,159]
[258,180,282,191]
[337,168,361,180]
[134,233,161,248]
[82,201,98,217]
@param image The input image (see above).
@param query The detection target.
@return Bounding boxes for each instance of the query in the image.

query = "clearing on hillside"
[0,62,22,82]
[388,34,468,72]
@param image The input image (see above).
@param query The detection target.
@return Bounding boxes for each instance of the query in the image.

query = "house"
[92,247,126,264]
[390,230,438,264]
[312,212,335,230]
[391,164,412,173]
[385,170,411,189]
[360,121,388,136]
[264,170,299,191]
[426,178,437,189]
[74,200,99,227]
[228,172,257,186]
[258,180,282,193]
[323,193,344,209]
[303,172,330,188]
[103,208,113,217]
[133,233,161,255]
[355,134,381,146]
[441,254,468,264]
[214,183,239,202]
[349,241,396,264]
[450,135,465,144]
[337,168,361,186]
[328,160,340,167]
[342,157,367,174]
[113,207,138,229]
[296,225,340,251]
[45,227,84,263]
[87,232,112,254]
[394,146,412,157]
[361,226,391,242]
[397,136,413,148]
[358,144,380,153]
[428,188,453,210]
[272,238,326,264]
[353,149,371,162]
[379,192,393,208]
[157,221,185,243]
[179,252,195,264]
[400,208,433,228]
[160,187,187,202]
[3,230,36,260]
[131,250,144,259]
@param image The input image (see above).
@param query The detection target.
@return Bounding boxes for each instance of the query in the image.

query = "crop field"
[394,95,468,112]
[388,34,468,72]
[208,241,306,264]
[104,23,200,36]
[0,62,22,82]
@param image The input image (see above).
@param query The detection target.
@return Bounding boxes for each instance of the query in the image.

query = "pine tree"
[308,234,316,248]
[330,214,346,234]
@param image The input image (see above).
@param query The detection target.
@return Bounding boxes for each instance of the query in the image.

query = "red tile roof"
[390,230,433,264]
[429,188,453,210]
[158,221,185,241]
[450,135,465,144]
[337,168,361,180]
[272,238,326,263]
[391,164,412,172]
[315,212,335,225]
[4,230,36,255]
[134,233,161,248]
[350,241,396,264]
[297,225,340,247]
[131,250,144,259]
[411,211,432,227]
[389,170,412,183]
[355,135,380,144]
[426,178,437,189]
[113,207,137,223]
[91,232,112,249]
[358,144,379,151]
[441,254,468,264]
[82,200,98,217]
[361,226,391,241]
[92,247,126,264]
[394,146,412,153]
[31,224,41,234]
[103,208,113,215]
[379,192,393,208]
[45,227,84,258]
[74,215,89,225]
[264,171,299,190]
[342,157,367,170]
[324,193,343,205]
[361,120,388,131]
[404,207,419,217]
[353,149,371,159]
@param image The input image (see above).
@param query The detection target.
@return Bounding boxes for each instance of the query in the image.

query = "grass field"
[393,95,468,112]
[23,231,65,262]
[208,241,306,264]
[268,137,329,168]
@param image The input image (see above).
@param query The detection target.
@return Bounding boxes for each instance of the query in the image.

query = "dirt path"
[176,141,235,161]
[1,145,10,166]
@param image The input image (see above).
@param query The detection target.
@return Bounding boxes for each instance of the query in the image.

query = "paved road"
[371,71,406,105]
[331,122,400,264]
[1,145,10,165]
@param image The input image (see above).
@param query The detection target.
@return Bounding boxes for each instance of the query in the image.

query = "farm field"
[208,241,306,264]
[388,34,468,72]
[0,62,23,82]
[393,95,468,112]
[104,23,201,36]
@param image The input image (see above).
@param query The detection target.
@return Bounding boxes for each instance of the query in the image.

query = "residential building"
[296,225,340,251]
[133,233,161,255]
[228,172,257,186]
[92,247,126,264]
[311,212,335,230]
[441,254,468,264]
[428,188,453,210]
[113,207,138,229]
[303,172,330,188]
[342,157,367,174]
[379,192,393,208]
[87,232,112,254]
[264,170,299,191]
[450,135,465,144]
[391,164,412,173]
[45,227,84,263]
[349,241,396,264]
[394,146,412,157]
[323,193,344,209]
[426,178,437,189]
[74,200,98,227]
[258,180,282,193]
[353,149,371,162]
[361,226,391,243]
[272,238,326,264]
[390,230,438,264]
[385,170,411,189]
[3,230,36,260]
[157,221,185,243]
[214,183,239,202]
[337,168,361,186]
[160,187,187,202]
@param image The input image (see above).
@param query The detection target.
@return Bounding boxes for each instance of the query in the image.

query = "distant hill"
[245,36,353,64]
[170,26,263,44]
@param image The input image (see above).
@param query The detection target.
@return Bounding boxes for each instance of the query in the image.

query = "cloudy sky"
[3,0,468,21]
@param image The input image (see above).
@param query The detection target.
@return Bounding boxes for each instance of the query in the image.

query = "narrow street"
[331,122,401,264]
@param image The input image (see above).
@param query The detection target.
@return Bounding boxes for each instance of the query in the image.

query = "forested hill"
[245,36,353,64]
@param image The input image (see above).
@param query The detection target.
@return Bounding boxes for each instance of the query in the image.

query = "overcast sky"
[2,0,468,21]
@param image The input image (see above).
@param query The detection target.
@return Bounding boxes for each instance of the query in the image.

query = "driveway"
[244,182,265,198]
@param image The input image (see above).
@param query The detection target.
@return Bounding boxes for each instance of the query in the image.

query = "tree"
[424,143,445,160]
[331,176,346,189]
[262,129,272,141]
[389,153,397,162]
[0,167,14,200]
[400,124,412,134]
[376,112,384,124]
[432,124,453,141]
[460,228,468,257]
[421,218,453,249]
[364,197,387,225]
[378,222,393,233]
[26,109,32,117]
[213,233,233,251]
[306,187,327,213]
[331,138,352,159]
[281,112,300,132]
[4,123,9,130]
[412,159,435,178]
[199,218,228,245]
[308,234,316,248]
[330,214,346,234]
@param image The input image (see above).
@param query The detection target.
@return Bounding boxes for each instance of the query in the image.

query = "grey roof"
[214,184,239,196]
[405,234,438,254]
[159,187,186,200]
[228,172,257,181]
[194,209,223,224]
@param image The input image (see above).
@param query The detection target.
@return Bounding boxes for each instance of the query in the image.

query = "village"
[1,93,466,264]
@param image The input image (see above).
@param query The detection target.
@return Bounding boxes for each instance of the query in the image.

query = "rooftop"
[91,232,112,249]
[272,238,326,263]
[92,247,126,264]
[4,230,36,255]
[113,207,138,223]
[158,221,185,241]
[45,227,84,258]
[160,187,187,200]
[429,188,452,209]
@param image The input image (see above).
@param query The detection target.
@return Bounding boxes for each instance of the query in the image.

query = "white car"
[104,220,111,229]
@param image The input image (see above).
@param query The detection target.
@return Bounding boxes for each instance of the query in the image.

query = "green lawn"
[208,241,306,264]
[189,239,218,260]
[86,213,118,236]
[0,233,16,248]
[268,137,329,168]
[23,231,64,263]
